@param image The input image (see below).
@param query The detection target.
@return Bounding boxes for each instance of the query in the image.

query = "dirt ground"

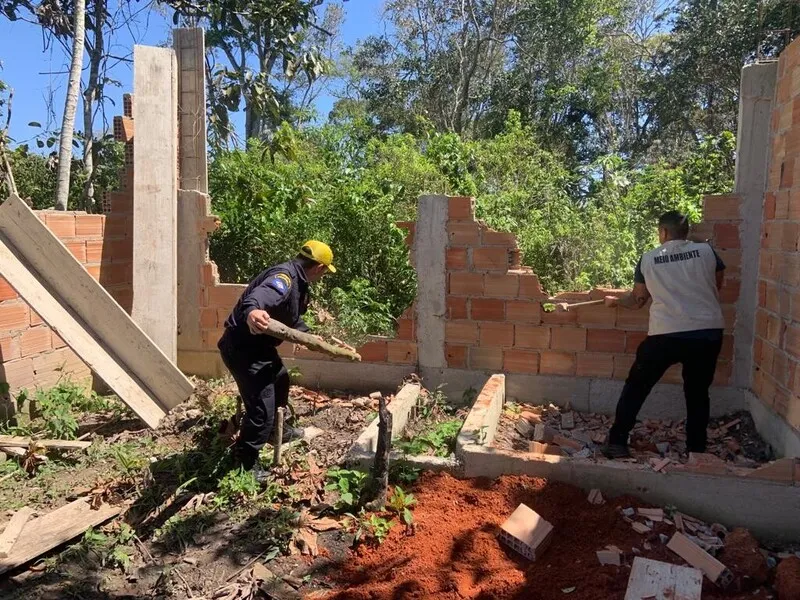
[322,472,794,600]
[1,380,797,600]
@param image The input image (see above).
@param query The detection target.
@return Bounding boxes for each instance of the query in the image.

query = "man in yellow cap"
[218,241,336,481]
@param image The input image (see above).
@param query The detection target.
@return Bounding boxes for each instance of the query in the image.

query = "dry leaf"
[307,517,340,532]
[293,528,319,556]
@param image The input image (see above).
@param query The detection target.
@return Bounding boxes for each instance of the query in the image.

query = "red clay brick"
[107,238,133,262]
[765,192,777,219]
[448,221,480,245]
[472,247,509,271]
[781,158,795,188]
[723,305,737,331]
[587,329,625,353]
[0,277,18,301]
[720,335,734,361]
[207,284,244,309]
[104,214,130,237]
[469,347,503,370]
[30,309,44,326]
[446,344,468,368]
[625,331,647,353]
[44,213,76,238]
[788,324,800,359]
[789,189,800,219]
[200,308,218,329]
[616,307,650,331]
[541,308,578,326]
[51,331,67,349]
[703,194,741,220]
[758,281,767,307]
[754,337,763,364]
[0,334,20,360]
[776,190,791,219]
[782,222,800,251]
[481,229,517,246]
[576,353,614,378]
[471,298,505,321]
[84,240,103,263]
[506,300,540,323]
[448,196,474,220]
[479,322,514,347]
[387,341,417,364]
[575,304,616,328]
[20,327,52,357]
[662,364,683,385]
[446,247,469,270]
[714,223,740,249]
[484,273,519,298]
[518,274,547,299]
[99,263,133,286]
[614,354,635,379]
[358,340,388,362]
[0,302,30,330]
[515,325,550,349]
[504,349,539,373]
[540,351,576,376]
[75,214,104,237]
[108,191,133,212]
[446,321,478,344]
[449,272,484,296]
[551,327,587,351]
[396,318,415,341]
[447,297,469,320]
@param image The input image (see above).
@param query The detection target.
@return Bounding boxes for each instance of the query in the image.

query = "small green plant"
[396,419,462,457]
[112,444,148,478]
[154,511,216,552]
[389,464,421,485]
[207,393,238,426]
[287,366,302,382]
[325,468,368,509]
[387,486,416,526]
[56,524,136,572]
[215,467,260,507]
[35,383,81,439]
[345,510,394,545]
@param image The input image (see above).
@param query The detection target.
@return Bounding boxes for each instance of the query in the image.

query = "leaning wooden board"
[0,498,123,574]
[0,435,91,450]
[0,194,194,427]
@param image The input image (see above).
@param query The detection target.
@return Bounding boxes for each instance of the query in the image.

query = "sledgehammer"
[553,299,605,312]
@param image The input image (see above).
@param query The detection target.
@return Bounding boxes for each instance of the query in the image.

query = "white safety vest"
[638,240,724,336]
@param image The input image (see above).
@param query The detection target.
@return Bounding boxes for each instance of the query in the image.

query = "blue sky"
[0,0,384,144]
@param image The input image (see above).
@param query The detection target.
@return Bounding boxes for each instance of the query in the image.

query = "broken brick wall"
[0,97,135,402]
[752,40,800,431]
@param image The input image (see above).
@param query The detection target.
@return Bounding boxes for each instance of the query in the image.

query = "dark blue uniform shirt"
[224,259,311,352]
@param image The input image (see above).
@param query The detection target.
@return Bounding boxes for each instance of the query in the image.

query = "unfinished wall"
[0,99,135,402]
[752,43,800,434]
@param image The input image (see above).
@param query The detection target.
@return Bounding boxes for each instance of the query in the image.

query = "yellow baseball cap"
[300,240,336,273]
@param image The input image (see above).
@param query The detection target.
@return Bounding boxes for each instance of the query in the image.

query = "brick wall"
[752,39,800,431]
[0,96,135,399]
[441,196,738,384]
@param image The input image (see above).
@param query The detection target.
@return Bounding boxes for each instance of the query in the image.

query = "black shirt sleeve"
[634,258,645,284]
[712,248,726,272]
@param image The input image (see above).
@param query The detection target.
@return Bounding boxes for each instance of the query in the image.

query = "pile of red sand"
[322,472,775,600]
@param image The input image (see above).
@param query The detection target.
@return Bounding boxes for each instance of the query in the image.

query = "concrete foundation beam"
[351,382,421,453]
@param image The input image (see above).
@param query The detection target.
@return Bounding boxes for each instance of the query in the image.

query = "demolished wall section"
[753,41,800,433]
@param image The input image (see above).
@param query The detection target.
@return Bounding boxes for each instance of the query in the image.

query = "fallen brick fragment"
[533,424,556,442]
[718,528,769,590]
[637,508,664,522]
[515,418,534,439]
[587,489,604,505]
[632,522,652,534]
[652,457,671,472]
[553,435,583,451]
[561,412,575,430]
[667,532,734,587]
[530,441,563,456]
[498,504,554,561]
[597,549,621,566]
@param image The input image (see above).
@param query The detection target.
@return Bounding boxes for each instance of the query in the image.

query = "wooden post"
[363,395,392,510]
[273,407,284,466]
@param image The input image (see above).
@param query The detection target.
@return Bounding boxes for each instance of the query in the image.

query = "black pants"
[608,334,723,452]
[218,330,290,468]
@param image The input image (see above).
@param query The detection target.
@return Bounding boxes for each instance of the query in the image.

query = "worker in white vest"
[602,211,726,459]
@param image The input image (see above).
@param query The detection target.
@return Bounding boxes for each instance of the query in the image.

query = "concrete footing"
[747,390,800,458]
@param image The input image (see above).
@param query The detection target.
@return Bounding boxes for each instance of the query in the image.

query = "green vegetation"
[396,419,462,458]
[54,523,136,572]
[387,485,416,526]
[325,468,368,510]
[345,510,394,546]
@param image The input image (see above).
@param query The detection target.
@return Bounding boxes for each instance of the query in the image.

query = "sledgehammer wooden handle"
[264,320,362,361]
[554,299,605,312]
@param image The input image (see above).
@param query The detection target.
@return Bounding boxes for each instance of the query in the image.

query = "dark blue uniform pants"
[218,330,290,468]
[608,334,722,452]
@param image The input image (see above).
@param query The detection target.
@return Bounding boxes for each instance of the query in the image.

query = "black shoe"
[601,443,632,459]
[250,463,272,484]
[271,425,304,445]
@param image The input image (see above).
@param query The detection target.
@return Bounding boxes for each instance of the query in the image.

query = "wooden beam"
[0,194,194,427]
[0,507,33,558]
[0,498,122,574]
[624,557,702,600]
[0,436,91,450]
[263,320,361,361]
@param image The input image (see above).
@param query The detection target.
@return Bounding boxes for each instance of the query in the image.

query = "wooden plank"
[133,45,178,362]
[0,195,194,423]
[667,532,733,587]
[0,223,169,427]
[0,436,91,450]
[0,507,33,558]
[0,498,122,574]
[624,557,702,600]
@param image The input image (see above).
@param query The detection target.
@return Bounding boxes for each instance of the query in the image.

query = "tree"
[167,0,343,144]
[54,0,85,211]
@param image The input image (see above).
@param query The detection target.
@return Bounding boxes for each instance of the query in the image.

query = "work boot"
[271,425,304,445]
[601,442,632,460]
[249,462,272,485]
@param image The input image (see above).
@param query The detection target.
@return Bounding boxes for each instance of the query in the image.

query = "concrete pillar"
[415,195,448,377]
[732,61,778,389]
[174,28,210,355]
[132,45,179,362]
